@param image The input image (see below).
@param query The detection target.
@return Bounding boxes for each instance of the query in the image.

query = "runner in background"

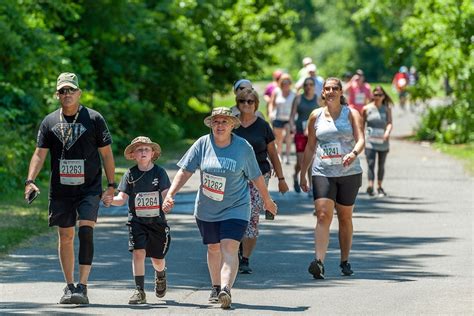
[289,77,320,194]
[362,86,393,197]
[230,79,265,119]
[268,73,296,165]
[344,69,372,114]
[264,70,283,118]
[392,66,409,111]
[296,57,313,84]
[295,64,323,97]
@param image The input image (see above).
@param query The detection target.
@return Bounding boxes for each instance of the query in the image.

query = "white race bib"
[134,191,161,217]
[355,92,366,105]
[368,127,385,144]
[59,159,85,185]
[202,172,226,201]
[320,143,342,165]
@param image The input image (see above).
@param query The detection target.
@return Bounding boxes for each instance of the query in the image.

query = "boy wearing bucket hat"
[110,136,171,304]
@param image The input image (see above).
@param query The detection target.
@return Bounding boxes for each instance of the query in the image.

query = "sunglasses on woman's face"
[238,99,255,105]
[373,93,384,97]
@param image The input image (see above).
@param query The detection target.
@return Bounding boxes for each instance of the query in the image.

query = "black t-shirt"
[233,117,275,174]
[118,164,171,225]
[37,106,112,198]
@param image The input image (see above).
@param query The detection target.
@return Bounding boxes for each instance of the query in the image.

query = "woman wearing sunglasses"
[362,86,393,197]
[233,88,289,275]
[300,77,364,279]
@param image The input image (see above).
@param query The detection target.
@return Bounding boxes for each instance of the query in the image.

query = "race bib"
[202,172,226,201]
[320,143,342,165]
[59,159,85,185]
[355,92,366,105]
[134,191,161,217]
[368,127,385,144]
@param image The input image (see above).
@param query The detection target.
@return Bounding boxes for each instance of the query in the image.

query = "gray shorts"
[48,195,100,227]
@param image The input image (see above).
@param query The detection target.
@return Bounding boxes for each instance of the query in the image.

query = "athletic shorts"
[127,221,171,259]
[312,173,362,206]
[48,195,100,228]
[196,218,248,245]
[272,119,289,128]
[294,133,308,153]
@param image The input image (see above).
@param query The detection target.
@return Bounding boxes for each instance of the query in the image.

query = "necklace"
[127,163,153,185]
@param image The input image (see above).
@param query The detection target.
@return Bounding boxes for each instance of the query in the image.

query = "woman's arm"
[384,105,393,141]
[162,169,193,213]
[267,140,289,194]
[343,108,365,167]
[300,111,318,192]
[251,175,278,215]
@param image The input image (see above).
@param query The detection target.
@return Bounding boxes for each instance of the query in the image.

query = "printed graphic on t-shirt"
[52,123,87,150]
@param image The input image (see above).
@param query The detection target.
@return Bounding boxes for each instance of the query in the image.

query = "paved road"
[1,105,472,315]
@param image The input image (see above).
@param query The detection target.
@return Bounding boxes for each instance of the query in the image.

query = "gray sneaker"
[129,288,147,304]
[59,284,75,304]
[70,283,89,304]
[218,286,232,309]
[208,286,220,303]
[155,270,167,298]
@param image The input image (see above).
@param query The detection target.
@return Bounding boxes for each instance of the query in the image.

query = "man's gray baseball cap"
[57,72,79,90]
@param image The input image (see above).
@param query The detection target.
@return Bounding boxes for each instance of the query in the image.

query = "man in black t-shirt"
[24,73,115,305]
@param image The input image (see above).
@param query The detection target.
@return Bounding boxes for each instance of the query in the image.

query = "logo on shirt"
[52,123,86,150]
[152,178,159,186]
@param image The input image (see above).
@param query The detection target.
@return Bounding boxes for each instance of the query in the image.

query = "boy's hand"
[162,195,175,213]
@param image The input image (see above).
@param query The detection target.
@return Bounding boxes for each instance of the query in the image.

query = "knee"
[315,208,332,225]
[78,226,93,243]
[207,243,221,254]
[133,249,146,260]
[59,229,74,244]
[78,226,94,265]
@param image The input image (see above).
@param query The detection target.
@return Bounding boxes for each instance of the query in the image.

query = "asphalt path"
[1,104,472,315]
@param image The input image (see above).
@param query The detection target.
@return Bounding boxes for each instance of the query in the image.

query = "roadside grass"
[0,139,193,256]
[433,142,474,175]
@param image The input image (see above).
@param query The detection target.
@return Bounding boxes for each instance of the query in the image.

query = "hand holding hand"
[162,195,175,213]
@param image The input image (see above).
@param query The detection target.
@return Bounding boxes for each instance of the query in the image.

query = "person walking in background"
[295,63,324,97]
[344,69,372,114]
[268,73,296,165]
[110,136,171,304]
[362,86,393,197]
[297,57,313,83]
[392,66,409,110]
[230,79,265,119]
[300,77,364,279]
[24,72,115,304]
[162,107,277,309]
[264,70,283,118]
[233,88,289,274]
[289,77,320,194]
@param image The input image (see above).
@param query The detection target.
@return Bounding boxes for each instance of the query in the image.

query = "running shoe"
[239,259,252,274]
[59,284,75,304]
[340,261,354,276]
[70,283,89,304]
[155,270,167,298]
[308,259,325,279]
[218,286,232,309]
[208,285,220,303]
[293,175,301,193]
[366,187,375,196]
[129,288,147,304]
[377,187,387,197]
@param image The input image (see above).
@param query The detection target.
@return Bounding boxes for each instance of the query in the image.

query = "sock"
[155,269,165,278]
[135,275,145,290]
[241,257,249,264]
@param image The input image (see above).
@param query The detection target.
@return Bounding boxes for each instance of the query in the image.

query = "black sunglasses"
[238,99,255,105]
[58,88,78,95]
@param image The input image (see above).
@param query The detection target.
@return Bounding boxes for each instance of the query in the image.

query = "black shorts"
[48,195,100,228]
[272,119,289,128]
[128,221,171,259]
[196,218,248,245]
[312,173,362,206]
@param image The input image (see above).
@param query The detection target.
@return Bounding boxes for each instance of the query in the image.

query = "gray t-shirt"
[312,106,363,177]
[177,134,261,222]
[365,103,390,151]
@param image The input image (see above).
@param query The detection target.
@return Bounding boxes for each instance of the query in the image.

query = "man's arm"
[24,148,49,199]
[98,145,115,206]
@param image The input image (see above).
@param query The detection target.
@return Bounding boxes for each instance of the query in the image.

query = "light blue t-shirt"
[177,133,262,222]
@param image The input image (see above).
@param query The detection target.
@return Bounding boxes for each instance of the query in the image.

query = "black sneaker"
[59,284,75,304]
[293,176,301,193]
[377,187,387,197]
[239,259,252,274]
[155,270,167,298]
[366,187,374,196]
[218,286,232,309]
[340,261,354,276]
[70,283,89,304]
[129,288,147,304]
[208,285,220,303]
[308,259,325,279]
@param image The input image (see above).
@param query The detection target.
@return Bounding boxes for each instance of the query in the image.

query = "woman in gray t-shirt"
[162,107,277,309]
[362,86,393,197]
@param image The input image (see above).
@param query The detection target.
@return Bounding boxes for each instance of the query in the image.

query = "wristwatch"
[25,179,35,186]
[107,182,117,189]
[352,150,359,156]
